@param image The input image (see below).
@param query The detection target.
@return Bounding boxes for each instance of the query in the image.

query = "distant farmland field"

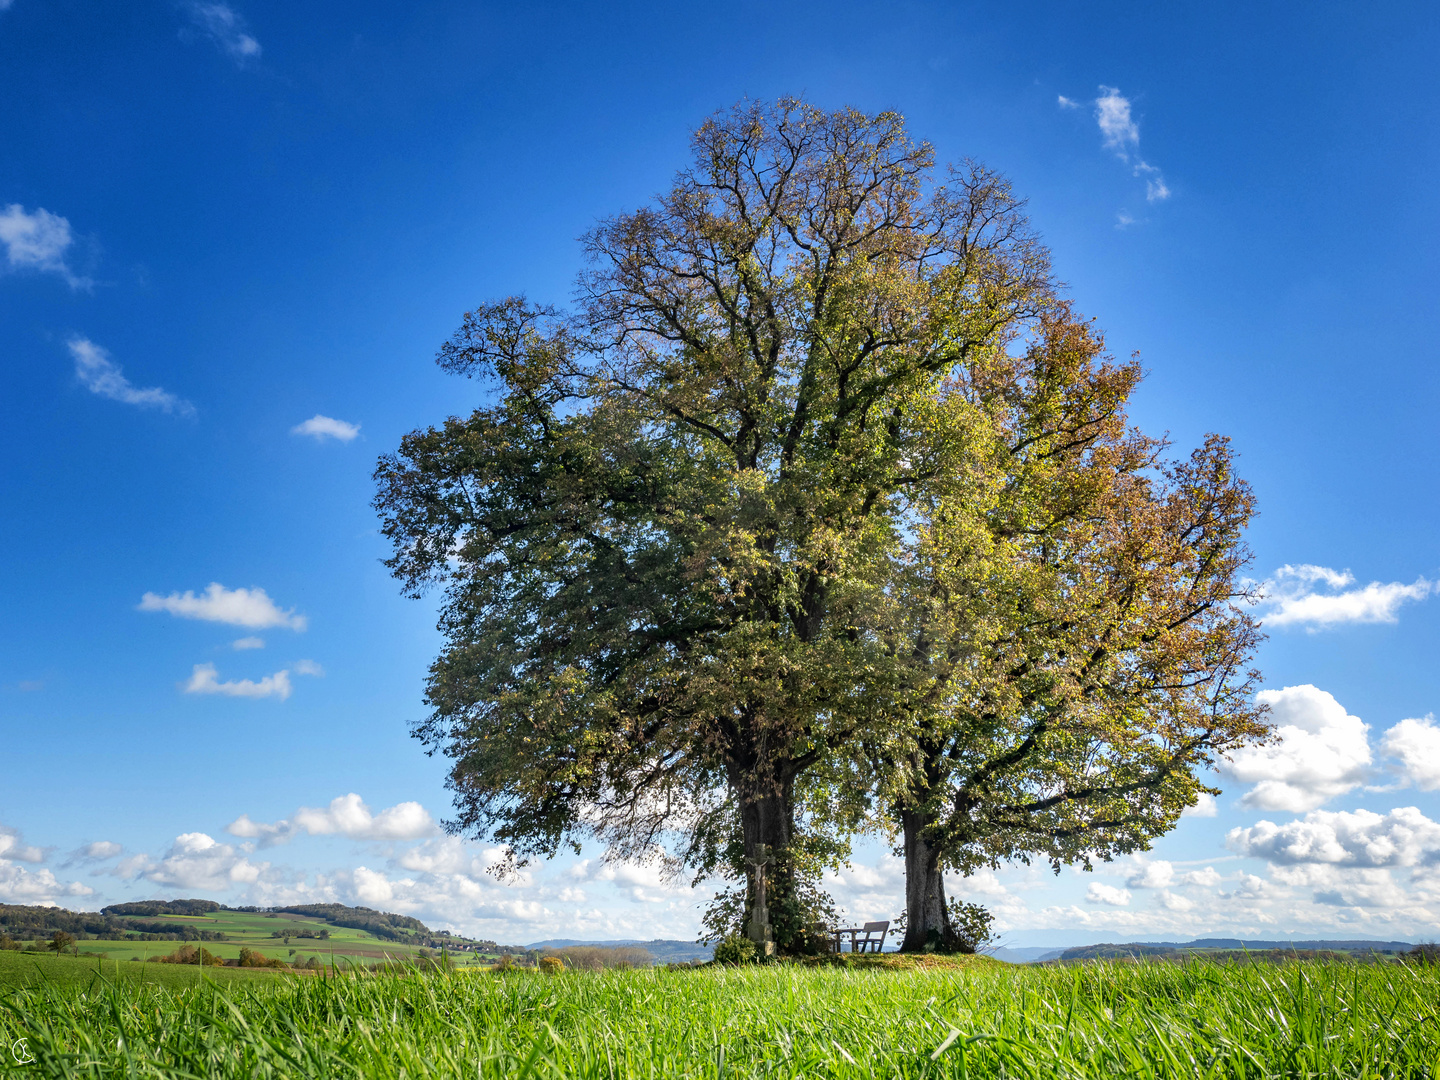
[2,954,1437,1078]
[8,908,472,969]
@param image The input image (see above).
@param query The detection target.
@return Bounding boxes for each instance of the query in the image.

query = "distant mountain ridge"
[990,938,1419,963]
[527,938,714,963]
[1082,938,1412,953]
[1047,938,1415,963]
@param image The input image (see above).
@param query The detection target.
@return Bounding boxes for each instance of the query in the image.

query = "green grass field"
[19,908,465,968]
[0,950,294,993]
[2,953,1437,1078]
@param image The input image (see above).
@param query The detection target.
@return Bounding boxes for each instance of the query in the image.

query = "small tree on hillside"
[48,931,76,956]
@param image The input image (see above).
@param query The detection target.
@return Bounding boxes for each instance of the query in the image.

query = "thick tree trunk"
[735,770,796,956]
[900,807,953,953]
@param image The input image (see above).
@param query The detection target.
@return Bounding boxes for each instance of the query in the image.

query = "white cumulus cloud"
[1086,882,1132,906]
[397,837,513,878]
[1260,564,1432,629]
[69,338,195,417]
[1381,716,1440,791]
[1222,685,1372,811]
[139,583,306,630]
[184,663,292,700]
[1228,806,1440,869]
[1182,793,1218,818]
[0,204,89,288]
[291,415,360,442]
[227,793,439,846]
[78,841,122,861]
[0,825,45,864]
[0,863,93,903]
[292,659,324,677]
[1127,860,1174,889]
[1263,863,1413,910]
[141,832,264,890]
[181,1,261,63]
[232,636,265,650]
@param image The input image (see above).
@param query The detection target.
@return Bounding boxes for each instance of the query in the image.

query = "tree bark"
[735,770,796,956]
[900,807,953,952]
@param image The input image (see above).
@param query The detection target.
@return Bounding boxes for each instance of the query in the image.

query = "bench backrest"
[861,921,889,935]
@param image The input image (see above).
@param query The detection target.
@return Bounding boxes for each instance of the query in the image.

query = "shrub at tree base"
[943,902,995,955]
[712,934,758,966]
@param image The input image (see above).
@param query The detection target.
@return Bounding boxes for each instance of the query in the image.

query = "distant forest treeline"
[102,899,221,918]
[0,903,226,942]
[262,904,429,943]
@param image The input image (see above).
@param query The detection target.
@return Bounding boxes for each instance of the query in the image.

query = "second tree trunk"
[900,807,953,952]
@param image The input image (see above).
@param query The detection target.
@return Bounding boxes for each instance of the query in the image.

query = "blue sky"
[2,0,1438,948]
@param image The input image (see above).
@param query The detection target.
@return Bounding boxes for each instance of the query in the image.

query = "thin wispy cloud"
[139,583,307,630]
[61,840,123,869]
[180,1,261,64]
[1062,87,1171,203]
[0,204,91,289]
[78,841,122,861]
[184,662,292,700]
[1259,564,1432,629]
[68,337,195,417]
[291,414,360,442]
[182,656,320,701]
[1086,882,1131,906]
[232,636,265,650]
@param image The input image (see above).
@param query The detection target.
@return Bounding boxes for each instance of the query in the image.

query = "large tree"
[374,98,1052,952]
[863,309,1268,952]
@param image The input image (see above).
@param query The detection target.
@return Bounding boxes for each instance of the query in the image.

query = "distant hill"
[1,903,227,942]
[261,904,430,943]
[1057,938,1415,962]
[2,901,472,949]
[527,938,715,963]
[990,946,1058,964]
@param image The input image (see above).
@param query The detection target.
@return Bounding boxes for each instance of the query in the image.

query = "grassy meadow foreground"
[2,953,1438,1078]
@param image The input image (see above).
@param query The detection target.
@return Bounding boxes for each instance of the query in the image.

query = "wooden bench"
[830,920,890,954]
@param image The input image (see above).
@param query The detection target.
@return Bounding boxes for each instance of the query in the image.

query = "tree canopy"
[375,98,1266,954]
[864,310,1264,950]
